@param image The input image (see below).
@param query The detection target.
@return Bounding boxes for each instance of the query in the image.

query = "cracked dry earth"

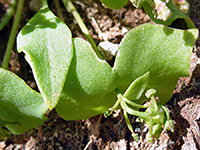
[0,0,200,149]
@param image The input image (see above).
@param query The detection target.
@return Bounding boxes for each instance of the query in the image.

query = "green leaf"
[0,68,48,134]
[123,72,150,100]
[17,7,73,109]
[56,38,116,120]
[100,0,129,9]
[114,23,198,105]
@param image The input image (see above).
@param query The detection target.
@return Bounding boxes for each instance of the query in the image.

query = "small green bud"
[154,0,172,21]
[145,89,156,98]
[164,119,174,132]
[172,0,189,13]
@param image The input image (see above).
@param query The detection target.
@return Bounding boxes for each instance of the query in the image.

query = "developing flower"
[172,0,189,13]
[154,0,172,21]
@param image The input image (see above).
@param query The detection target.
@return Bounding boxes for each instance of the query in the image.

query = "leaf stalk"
[41,0,48,8]
[1,0,24,69]
[0,0,17,31]
[62,0,103,59]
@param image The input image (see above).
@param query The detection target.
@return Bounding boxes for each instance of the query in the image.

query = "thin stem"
[1,0,24,69]
[41,0,48,8]
[110,88,124,110]
[104,88,122,117]
[122,98,148,108]
[55,0,64,21]
[120,100,149,118]
[123,110,133,133]
[0,0,17,31]
[124,110,139,142]
[147,117,154,143]
[62,0,103,59]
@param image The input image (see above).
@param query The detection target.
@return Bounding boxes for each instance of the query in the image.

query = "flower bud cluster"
[172,0,189,13]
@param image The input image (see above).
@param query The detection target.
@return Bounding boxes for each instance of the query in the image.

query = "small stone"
[98,41,119,60]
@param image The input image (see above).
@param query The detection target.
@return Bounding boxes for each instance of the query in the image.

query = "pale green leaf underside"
[17,7,73,109]
[56,38,116,120]
[114,23,198,104]
[0,68,47,134]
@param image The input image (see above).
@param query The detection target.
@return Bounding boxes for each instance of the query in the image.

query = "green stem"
[1,0,24,69]
[147,117,154,143]
[124,110,139,142]
[111,89,123,109]
[120,100,149,118]
[123,110,133,133]
[0,0,17,31]
[62,0,103,59]
[104,88,122,117]
[122,98,148,108]
[41,0,48,8]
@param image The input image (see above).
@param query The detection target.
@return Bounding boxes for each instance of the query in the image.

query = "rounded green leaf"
[17,7,73,109]
[100,0,129,9]
[56,38,116,120]
[0,68,48,134]
[114,23,198,104]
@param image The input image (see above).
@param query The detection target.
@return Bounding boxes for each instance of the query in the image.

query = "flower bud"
[164,119,174,132]
[172,0,189,13]
[154,0,172,21]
